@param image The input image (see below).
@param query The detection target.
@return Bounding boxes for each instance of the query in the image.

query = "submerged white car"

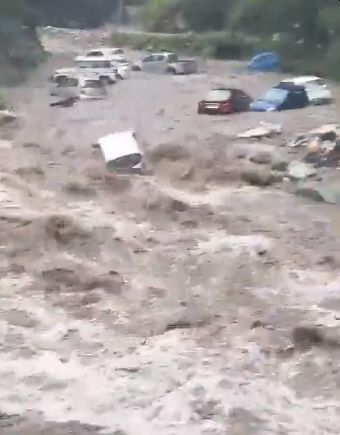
[50,71,107,101]
[75,56,117,84]
[84,47,125,59]
[113,57,131,79]
[279,76,333,105]
[79,76,108,100]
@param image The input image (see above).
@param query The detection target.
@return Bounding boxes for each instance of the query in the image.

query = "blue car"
[250,84,309,112]
[247,52,279,72]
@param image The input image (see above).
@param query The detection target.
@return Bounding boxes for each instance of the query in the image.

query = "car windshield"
[77,60,111,69]
[205,90,231,101]
[83,80,101,88]
[86,51,103,57]
[264,88,288,103]
[311,78,326,86]
[55,76,78,87]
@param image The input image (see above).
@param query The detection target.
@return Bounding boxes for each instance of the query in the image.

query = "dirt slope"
[0,27,340,435]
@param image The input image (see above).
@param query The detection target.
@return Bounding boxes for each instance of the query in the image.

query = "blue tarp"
[247,51,279,72]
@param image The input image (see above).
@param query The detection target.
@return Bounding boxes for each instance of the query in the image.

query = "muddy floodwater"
[0,27,340,435]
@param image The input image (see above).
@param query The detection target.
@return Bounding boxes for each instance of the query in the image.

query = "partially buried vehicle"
[197,88,252,115]
[247,51,279,72]
[79,76,108,100]
[50,70,107,105]
[278,76,333,105]
[50,69,79,107]
[75,56,118,84]
[132,52,198,75]
[250,84,309,112]
[82,48,131,79]
[84,47,125,59]
[50,68,79,95]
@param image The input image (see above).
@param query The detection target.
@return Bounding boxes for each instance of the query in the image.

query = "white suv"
[279,76,333,105]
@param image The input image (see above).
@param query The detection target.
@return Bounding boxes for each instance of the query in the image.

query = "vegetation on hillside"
[0,0,43,83]
[0,0,121,83]
[134,0,340,79]
[29,0,120,28]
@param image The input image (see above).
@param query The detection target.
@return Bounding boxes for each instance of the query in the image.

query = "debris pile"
[289,124,340,169]
[237,122,282,139]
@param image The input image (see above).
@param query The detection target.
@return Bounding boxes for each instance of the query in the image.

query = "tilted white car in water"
[279,76,333,105]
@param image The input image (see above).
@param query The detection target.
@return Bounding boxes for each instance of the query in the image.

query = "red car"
[198,88,253,115]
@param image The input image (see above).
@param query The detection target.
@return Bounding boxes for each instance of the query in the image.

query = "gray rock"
[288,161,316,180]
[249,151,272,165]
[271,159,289,172]
[295,182,340,204]
[241,168,275,186]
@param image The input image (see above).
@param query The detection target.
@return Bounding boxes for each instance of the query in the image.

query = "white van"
[75,56,117,84]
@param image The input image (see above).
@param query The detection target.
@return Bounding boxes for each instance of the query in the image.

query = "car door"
[292,88,308,108]
[231,90,242,112]
[153,54,167,73]
[237,90,252,111]
[141,55,155,73]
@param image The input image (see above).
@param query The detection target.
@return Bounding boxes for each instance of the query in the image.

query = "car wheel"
[132,65,141,72]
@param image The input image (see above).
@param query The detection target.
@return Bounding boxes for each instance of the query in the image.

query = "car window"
[154,55,165,61]
[83,80,101,88]
[264,88,288,103]
[313,79,325,86]
[55,76,78,87]
[87,51,103,57]
[142,55,154,63]
[167,54,177,63]
[205,90,231,101]
[78,60,111,68]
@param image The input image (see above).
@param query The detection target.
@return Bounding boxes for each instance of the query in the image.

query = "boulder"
[295,182,340,204]
[241,168,275,186]
[295,185,325,203]
[271,159,289,172]
[249,151,272,165]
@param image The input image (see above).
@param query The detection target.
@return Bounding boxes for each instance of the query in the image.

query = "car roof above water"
[275,83,307,92]
[281,76,323,85]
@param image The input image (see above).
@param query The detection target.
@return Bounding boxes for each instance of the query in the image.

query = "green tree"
[142,0,182,32]
[181,0,232,32]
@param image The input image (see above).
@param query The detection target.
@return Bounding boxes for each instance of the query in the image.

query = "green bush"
[141,0,182,33]
[324,38,340,81]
